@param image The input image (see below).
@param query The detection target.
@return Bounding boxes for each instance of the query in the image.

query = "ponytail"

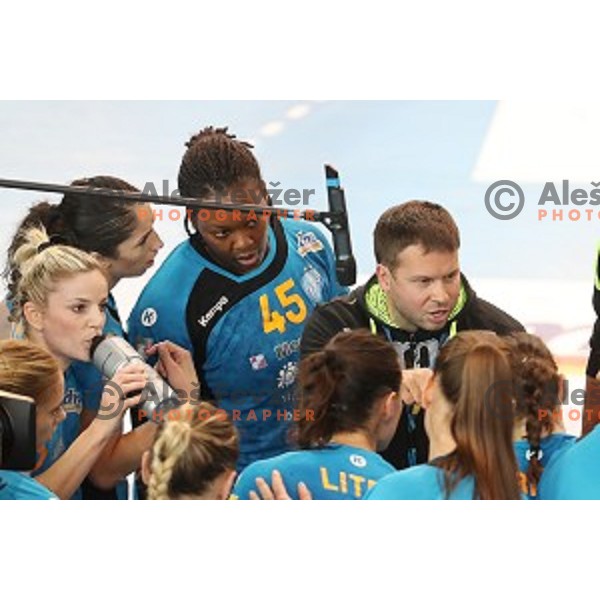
[297,330,401,448]
[435,331,521,500]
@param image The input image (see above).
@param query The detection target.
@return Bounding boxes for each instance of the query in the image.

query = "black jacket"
[300,274,524,469]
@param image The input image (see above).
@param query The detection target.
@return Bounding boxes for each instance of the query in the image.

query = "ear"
[140,450,152,486]
[382,390,401,420]
[218,470,237,500]
[22,301,45,332]
[423,373,436,409]
[375,263,391,292]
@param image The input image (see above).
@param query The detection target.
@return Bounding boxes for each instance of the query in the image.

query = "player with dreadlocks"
[129,126,346,470]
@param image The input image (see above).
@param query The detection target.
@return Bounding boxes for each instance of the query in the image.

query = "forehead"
[48,270,108,300]
[130,203,154,232]
[393,244,459,274]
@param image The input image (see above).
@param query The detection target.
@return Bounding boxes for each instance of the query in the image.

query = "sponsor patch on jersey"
[63,387,83,415]
[198,296,229,327]
[249,354,268,371]
[301,267,324,304]
[277,361,298,389]
[296,231,324,257]
[349,454,367,468]
[141,307,158,327]
[274,337,301,361]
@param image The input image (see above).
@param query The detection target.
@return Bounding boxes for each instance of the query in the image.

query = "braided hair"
[147,402,239,500]
[177,126,266,234]
[507,332,562,494]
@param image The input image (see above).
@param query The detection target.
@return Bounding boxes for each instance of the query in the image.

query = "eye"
[247,220,258,229]
[71,304,86,313]
[213,230,229,239]
[99,302,108,313]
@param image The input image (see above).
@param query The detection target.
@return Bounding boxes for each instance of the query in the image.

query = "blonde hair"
[147,402,239,500]
[7,225,106,328]
[0,339,62,406]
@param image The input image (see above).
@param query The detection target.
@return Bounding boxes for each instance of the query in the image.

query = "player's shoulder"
[281,219,330,251]
[364,464,439,499]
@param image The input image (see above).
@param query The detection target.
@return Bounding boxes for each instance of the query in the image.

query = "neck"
[513,417,565,441]
[27,331,71,372]
[330,430,377,452]
[428,428,456,461]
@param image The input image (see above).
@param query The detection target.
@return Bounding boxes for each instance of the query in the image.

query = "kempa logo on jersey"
[198,296,229,327]
[485,179,600,221]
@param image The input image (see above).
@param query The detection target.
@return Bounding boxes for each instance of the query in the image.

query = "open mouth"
[428,309,449,323]
[235,251,260,268]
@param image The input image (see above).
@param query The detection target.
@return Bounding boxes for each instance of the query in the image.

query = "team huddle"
[0,126,599,500]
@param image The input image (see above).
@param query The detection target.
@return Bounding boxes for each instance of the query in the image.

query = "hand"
[249,470,313,500]
[146,341,200,402]
[400,368,433,409]
[96,363,147,434]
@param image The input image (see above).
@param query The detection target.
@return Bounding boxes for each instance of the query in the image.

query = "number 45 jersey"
[128,218,346,469]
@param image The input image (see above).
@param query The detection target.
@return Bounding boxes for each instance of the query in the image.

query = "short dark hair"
[178,126,264,199]
[373,200,460,268]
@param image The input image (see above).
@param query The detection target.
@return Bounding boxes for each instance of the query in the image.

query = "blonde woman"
[142,402,239,500]
[7,226,150,499]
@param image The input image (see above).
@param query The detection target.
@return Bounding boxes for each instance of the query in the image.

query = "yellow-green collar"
[364,279,468,329]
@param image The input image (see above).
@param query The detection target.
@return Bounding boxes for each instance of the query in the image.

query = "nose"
[91,306,106,333]
[151,229,164,252]
[430,279,450,305]
[232,231,255,253]
[57,406,67,424]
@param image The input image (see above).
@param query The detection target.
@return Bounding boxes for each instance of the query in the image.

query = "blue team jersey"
[31,295,128,500]
[0,471,57,500]
[514,433,576,499]
[128,219,346,469]
[69,294,129,500]
[232,443,395,500]
[538,427,599,499]
[364,464,480,500]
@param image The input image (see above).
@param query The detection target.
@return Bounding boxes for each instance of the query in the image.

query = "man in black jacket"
[300,200,524,469]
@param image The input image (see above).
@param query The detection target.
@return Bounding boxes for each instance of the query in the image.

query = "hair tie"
[525,447,543,462]
[37,240,53,254]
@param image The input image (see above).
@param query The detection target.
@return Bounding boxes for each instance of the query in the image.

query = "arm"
[36,365,147,499]
[88,341,199,490]
[87,420,158,490]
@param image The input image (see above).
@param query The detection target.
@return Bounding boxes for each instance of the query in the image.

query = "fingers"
[253,477,275,500]
[297,482,312,500]
[400,368,433,407]
[270,470,291,499]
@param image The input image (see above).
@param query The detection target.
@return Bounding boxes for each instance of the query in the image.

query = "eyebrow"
[69,296,108,303]
[138,228,153,244]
